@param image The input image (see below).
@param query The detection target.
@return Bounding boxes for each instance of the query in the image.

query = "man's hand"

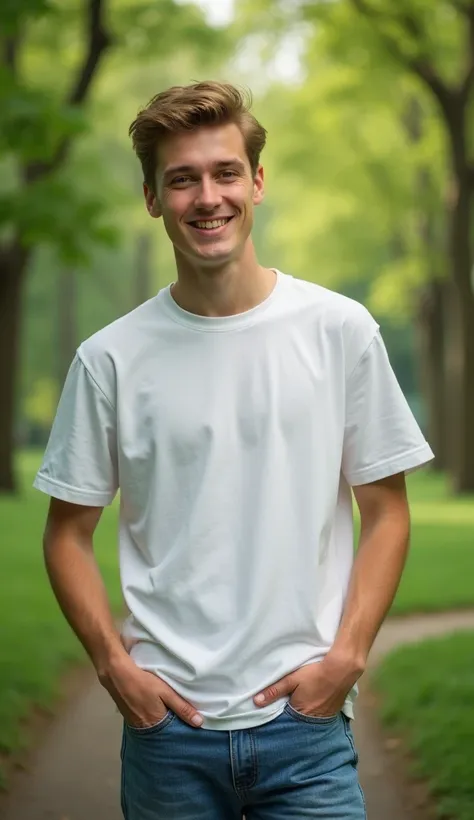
[253,650,364,718]
[100,653,203,729]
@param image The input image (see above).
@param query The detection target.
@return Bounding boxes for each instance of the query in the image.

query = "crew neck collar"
[159,269,284,332]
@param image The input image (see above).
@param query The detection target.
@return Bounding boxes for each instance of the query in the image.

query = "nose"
[194,176,223,211]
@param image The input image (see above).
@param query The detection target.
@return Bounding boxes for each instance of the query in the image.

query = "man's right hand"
[99,654,204,729]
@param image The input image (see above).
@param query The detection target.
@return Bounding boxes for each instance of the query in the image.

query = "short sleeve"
[342,331,434,486]
[33,353,118,506]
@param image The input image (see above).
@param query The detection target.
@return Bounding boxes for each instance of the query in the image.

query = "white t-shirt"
[34,270,434,730]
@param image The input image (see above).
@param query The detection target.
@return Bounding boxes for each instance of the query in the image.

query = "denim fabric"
[121,704,366,819]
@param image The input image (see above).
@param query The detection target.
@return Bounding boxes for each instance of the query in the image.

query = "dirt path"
[353,610,474,819]
[2,610,474,820]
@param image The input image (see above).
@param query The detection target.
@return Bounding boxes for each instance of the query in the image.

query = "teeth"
[195,219,229,229]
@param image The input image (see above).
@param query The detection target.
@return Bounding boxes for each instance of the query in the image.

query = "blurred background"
[0,0,473,817]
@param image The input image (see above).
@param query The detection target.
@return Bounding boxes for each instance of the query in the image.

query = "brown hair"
[129,81,267,192]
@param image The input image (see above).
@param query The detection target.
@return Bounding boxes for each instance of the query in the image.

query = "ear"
[252,165,265,207]
[144,183,162,219]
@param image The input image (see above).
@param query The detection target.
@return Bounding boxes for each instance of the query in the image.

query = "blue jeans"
[121,703,366,819]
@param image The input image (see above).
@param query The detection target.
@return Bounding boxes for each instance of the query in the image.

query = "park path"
[2,610,474,820]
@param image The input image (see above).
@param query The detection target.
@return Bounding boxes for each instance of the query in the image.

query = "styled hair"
[129,81,267,192]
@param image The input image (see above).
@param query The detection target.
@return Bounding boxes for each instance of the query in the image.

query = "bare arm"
[329,471,410,671]
[43,498,124,676]
[43,498,203,728]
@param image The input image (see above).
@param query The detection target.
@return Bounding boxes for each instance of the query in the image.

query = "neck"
[170,242,276,318]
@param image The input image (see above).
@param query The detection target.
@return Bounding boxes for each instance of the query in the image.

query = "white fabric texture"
[34,271,434,729]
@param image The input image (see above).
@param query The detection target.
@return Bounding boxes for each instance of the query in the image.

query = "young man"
[34,81,434,819]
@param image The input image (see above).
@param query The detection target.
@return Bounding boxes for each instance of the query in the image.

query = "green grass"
[0,451,122,781]
[393,470,474,614]
[374,632,474,820]
[373,470,474,819]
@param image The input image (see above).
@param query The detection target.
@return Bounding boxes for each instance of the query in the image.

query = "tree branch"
[24,0,111,185]
[447,0,474,16]
[2,33,21,73]
[468,164,474,190]
[68,0,112,106]
[350,0,453,115]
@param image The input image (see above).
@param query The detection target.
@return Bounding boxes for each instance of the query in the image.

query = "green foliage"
[0,0,225,266]
[0,0,54,35]
[115,0,229,58]
[24,378,58,426]
[0,77,87,163]
[234,0,451,336]
[12,0,232,432]
[0,174,117,261]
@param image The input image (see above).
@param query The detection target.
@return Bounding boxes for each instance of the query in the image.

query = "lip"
[186,216,235,238]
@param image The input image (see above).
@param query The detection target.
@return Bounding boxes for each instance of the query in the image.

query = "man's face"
[145,123,264,267]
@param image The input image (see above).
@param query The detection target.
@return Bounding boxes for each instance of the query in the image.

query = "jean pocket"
[284,702,340,725]
[125,709,175,735]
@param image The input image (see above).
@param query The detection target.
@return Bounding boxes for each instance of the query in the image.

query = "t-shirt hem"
[195,697,354,731]
[346,442,435,486]
[201,705,286,731]
[33,473,116,506]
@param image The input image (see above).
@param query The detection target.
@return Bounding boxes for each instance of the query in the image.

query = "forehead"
[158,123,249,176]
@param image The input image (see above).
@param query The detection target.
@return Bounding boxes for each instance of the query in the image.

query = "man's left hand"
[253,651,365,718]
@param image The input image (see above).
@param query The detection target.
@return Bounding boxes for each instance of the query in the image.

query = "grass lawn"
[392,469,474,614]
[0,454,472,789]
[374,632,474,820]
[372,470,474,819]
[0,451,122,785]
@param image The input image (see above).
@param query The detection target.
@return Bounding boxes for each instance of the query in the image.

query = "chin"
[194,246,236,265]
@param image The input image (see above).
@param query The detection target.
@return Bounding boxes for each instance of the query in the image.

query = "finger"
[254,674,295,707]
[161,689,203,728]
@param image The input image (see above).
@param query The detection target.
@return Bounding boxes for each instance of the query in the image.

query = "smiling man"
[34,82,434,819]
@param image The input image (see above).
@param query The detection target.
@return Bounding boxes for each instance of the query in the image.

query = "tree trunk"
[0,241,31,493]
[445,167,474,492]
[58,268,78,389]
[416,280,447,470]
[0,0,110,494]
[135,232,153,307]
[444,278,474,493]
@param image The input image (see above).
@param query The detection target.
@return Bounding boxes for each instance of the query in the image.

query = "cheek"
[162,192,190,220]
[232,185,254,212]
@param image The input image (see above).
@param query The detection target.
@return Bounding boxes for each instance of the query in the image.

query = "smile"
[188,216,234,233]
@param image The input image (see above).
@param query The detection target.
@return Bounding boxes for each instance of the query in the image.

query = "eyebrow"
[163,158,247,179]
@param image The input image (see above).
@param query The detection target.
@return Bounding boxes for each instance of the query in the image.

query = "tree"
[0,0,225,493]
[0,0,111,492]
[236,0,474,491]
[330,0,474,490]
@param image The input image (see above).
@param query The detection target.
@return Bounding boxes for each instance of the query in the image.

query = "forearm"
[44,534,127,679]
[330,506,410,669]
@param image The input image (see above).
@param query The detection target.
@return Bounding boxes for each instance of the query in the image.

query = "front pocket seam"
[284,703,339,725]
[126,710,175,735]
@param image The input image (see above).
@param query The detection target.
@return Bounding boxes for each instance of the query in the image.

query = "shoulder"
[76,294,162,390]
[280,273,379,371]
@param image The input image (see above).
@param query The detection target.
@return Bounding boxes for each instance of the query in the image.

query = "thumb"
[254,674,295,707]
[166,692,204,728]
[158,683,204,729]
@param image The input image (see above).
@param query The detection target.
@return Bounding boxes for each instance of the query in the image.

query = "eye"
[171,176,192,186]
[219,170,237,180]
